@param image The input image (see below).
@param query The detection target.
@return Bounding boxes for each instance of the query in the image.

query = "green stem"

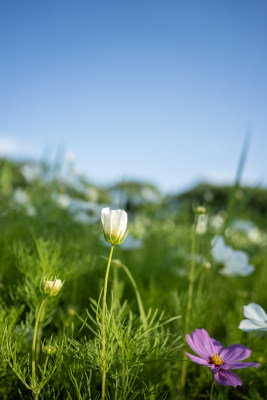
[119,263,148,330]
[180,215,199,391]
[101,245,114,400]
[35,305,45,370]
[210,379,215,400]
[32,297,47,397]
[40,355,49,388]
[112,267,120,312]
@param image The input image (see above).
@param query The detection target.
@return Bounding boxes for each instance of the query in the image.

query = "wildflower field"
[0,157,266,400]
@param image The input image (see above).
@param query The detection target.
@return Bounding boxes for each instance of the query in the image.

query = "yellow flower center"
[210,352,224,366]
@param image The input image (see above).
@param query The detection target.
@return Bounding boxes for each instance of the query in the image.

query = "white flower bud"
[195,206,206,215]
[42,344,56,355]
[42,279,63,296]
[101,208,128,245]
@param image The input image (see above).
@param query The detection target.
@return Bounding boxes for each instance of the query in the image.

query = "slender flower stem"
[101,244,114,400]
[180,215,199,391]
[40,355,49,387]
[32,297,47,399]
[210,379,215,400]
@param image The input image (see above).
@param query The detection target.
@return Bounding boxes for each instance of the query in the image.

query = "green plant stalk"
[180,215,199,391]
[40,354,49,388]
[101,244,114,400]
[32,297,47,399]
[119,263,148,331]
[35,304,46,369]
[112,266,121,312]
[210,379,215,400]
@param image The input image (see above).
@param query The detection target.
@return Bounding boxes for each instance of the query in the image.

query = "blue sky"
[0,0,266,193]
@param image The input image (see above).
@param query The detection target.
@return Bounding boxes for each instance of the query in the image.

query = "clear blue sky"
[0,0,266,192]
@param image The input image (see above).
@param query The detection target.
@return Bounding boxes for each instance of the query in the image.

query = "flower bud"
[101,208,128,245]
[42,344,56,355]
[42,279,62,296]
[195,206,206,215]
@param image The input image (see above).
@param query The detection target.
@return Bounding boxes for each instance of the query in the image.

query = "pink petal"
[186,333,209,359]
[221,361,261,370]
[211,338,224,354]
[191,329,215,357]
[185,352,211,366]
[220,344,251,361]
[213,369,242,387]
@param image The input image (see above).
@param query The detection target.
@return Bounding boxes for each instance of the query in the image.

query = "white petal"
[220,267,236,276]
[101,207,110,225]
[239,319,267,332]
[111,210,122,238]
[101,207,110,216]
[237,263,254,276]
[232,251,249,267]
[120,210,128,233]
[211,236,229,263]
[243,303,267,322]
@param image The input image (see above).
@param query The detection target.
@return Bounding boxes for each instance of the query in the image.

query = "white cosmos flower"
[239,303,267,332]
[211,236,234,263]
[211,235,254,277]
[101,208,128,245]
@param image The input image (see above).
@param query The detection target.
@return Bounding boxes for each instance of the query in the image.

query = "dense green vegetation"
[0,157,266,399]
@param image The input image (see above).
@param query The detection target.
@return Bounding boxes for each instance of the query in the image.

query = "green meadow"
[0,157,266,399]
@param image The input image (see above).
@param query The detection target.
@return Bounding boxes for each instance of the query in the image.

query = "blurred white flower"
[196,214,208,235]
[231,219,254,233]
[25,205,36,217]
[211,235,254,277]
[53,193,105,224]
[13,188,36,216]
[20,164,42,183]
[230,219,262,244]
[247,227,261,243]
[101,208,128,245]
[53,193,71,209]
[211,236,233,263]
[239,303,267,332]
[220,250,254,276]
[73,211,99,225]
[13,188,30,205]
[210,212,226,230]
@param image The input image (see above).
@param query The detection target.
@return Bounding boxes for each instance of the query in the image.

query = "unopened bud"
[68,307,76,317]
[42,279,63,296]
[204,261,211,269]
[195,206,206,215]
[101,208,128,245]
[43,344,56,355]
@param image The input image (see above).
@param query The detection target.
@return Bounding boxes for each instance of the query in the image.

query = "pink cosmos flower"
[186,328,260,387]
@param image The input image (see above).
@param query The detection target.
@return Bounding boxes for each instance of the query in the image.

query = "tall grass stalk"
[180,213,200,391]
[101,244,114,400]
[116,261,148,331]
[32,297,47,400]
